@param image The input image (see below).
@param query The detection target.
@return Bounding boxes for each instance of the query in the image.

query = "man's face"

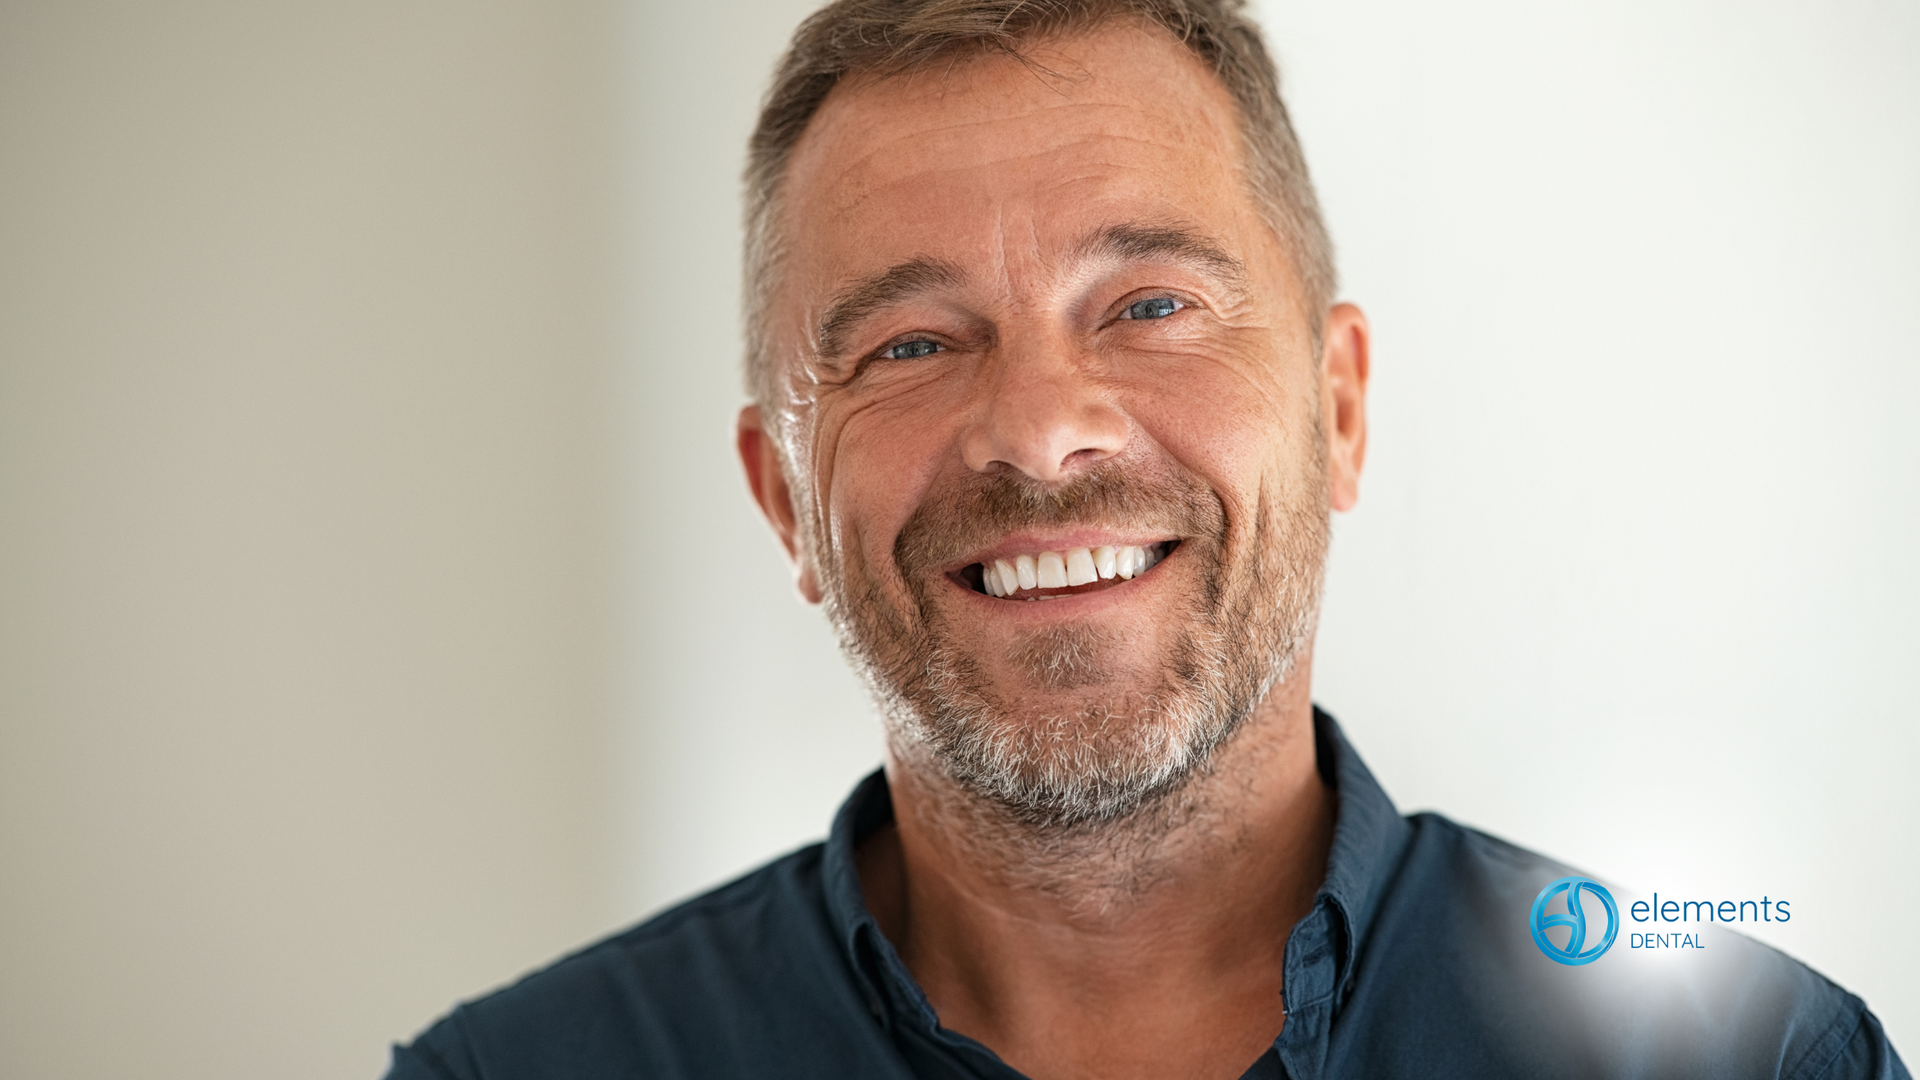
[743,23,1365,828]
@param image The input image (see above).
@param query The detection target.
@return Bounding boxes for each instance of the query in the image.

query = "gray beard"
[818,451,1329,835]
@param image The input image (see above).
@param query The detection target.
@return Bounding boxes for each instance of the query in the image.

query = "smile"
[963,542,1175,601]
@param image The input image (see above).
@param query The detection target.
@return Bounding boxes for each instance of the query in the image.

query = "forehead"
[778,22,1260,291]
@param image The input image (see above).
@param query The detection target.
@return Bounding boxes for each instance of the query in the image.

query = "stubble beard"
[816,444,1330,838]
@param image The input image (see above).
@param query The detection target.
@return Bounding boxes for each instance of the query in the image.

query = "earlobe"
[794,562,823,605]
[1321,303,1371,513]
[736,405,823,604]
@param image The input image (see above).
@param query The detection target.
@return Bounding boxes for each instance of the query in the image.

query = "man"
[389,1,1906,1077]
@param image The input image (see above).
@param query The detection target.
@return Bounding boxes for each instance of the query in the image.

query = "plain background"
[1,0,1913,1077]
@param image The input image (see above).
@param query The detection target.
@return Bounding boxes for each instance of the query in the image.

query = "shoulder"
[386,844,902,1080]
[1336,812,1906,1079]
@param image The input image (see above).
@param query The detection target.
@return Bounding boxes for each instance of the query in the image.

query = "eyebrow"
[816,257,965,360]
[1071,222,1251,291]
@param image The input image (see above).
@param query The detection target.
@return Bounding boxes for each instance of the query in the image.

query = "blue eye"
[885,339,940,360]
[1123,297,1182,320]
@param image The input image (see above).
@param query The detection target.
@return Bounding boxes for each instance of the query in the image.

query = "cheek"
[817,383,966,575]
[1116,350,1307,519]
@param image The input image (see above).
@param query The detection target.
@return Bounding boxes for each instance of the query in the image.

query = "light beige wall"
[0,3,618,1077]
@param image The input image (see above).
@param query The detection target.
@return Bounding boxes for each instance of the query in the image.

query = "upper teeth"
[981,544,1162,598]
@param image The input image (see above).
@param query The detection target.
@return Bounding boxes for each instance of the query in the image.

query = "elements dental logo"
[1530,876,1619,966]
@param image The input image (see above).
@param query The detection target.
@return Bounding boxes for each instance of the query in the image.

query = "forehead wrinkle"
[828,82,1201,151]
[990,198,1017,303]
[799,78,1232,221]
[821,116,1224,208]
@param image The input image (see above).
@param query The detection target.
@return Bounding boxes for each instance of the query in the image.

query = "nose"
[960,336,1130,483]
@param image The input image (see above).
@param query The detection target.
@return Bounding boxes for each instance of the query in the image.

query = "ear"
[737,405,824,604]
[1320,302,1371,513]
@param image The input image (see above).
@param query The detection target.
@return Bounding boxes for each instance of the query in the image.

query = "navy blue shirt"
[388,710,1907,1079]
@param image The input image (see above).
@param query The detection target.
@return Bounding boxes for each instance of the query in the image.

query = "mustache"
[893,457,1226,579]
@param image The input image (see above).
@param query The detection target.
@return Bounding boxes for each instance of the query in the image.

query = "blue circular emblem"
[1530,876,1618,966]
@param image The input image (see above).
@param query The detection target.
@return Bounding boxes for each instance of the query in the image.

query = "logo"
[1530,876,1619,965]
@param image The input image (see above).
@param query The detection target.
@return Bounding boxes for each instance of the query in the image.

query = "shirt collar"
[1308,705,1413,993]
[818,707,1410,1026]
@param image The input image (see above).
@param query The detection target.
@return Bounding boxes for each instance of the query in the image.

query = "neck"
[856,673,1334,1080]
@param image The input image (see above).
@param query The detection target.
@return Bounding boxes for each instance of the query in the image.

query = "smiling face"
[740,22,1363,829]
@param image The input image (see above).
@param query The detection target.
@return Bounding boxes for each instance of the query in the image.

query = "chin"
[895,647,1239,830]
